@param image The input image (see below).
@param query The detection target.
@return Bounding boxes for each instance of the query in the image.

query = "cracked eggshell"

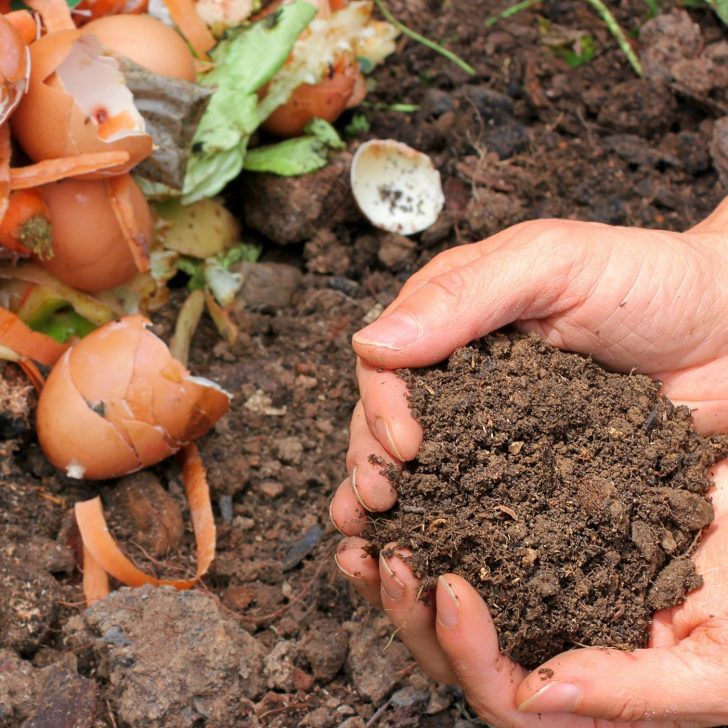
[36,315,231,480]
[350,139,444,235]
[11,31,152,176]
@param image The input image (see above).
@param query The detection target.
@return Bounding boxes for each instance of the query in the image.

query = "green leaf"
[35,310,96,343]
[243,118,345,176]
[177,257,207,291]
[345,113,371,137]
[705,0,728,24]
[180,1,317,203]
[219,243,262,269]
[551,33,596,68]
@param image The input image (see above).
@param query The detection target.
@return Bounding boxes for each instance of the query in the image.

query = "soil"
[1,0,728,726]
[367,333,728,667]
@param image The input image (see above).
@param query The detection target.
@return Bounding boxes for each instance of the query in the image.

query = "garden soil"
[367,333,728,668]
[2,0,728,726]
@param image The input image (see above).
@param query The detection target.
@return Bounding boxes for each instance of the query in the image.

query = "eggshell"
[36,315,231,480]
[82,15,196,81]
[11,31,152,175]
[38,175,151,292]
[350,139,445,235]
[36,349,141,479]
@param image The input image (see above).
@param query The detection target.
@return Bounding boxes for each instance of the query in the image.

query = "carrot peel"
[75,442,216,605]
[10,151,131,190]
[107,175,150,274]
[162,0,215,58]
[0,306,67,365]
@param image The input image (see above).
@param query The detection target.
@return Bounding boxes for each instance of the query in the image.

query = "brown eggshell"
[66,316,140,401]
[38,176,151,292]
[129,330,230,443]
[11,30,152,175]
[36,350,141,479]
[37,315,229,480]
[82,15,196,81]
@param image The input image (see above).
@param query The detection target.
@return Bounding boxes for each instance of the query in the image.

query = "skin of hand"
[330,200,728,727]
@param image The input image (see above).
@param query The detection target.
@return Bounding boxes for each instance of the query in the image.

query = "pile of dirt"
[368,333,728,667]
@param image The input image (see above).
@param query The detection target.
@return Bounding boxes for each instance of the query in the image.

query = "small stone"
[257,480,284,499]
[292,667,315,692]
[236,262,303,311]
[338,719,366,728]
[264,641,296,691]
[303,618,348,683]
[106,472,184,557]
[222,585,255,611]
[275,436,304,466]
[390,686,429,709]
[24,662,98,728]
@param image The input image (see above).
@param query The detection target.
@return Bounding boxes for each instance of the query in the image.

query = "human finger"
[346,398,405,508]
[330,476,367,536]
[515,630,728,725]
[434,575,591,728]
[352,220,601,369]
[335,537,382,608]
[379,547,458,684]
[356,361,422,462]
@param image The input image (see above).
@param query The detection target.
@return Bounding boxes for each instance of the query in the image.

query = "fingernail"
[374,418,405,462]
[333,552,361,580]
[329,500,346,536]
[350,466,372,511]
[517,682,581,713]
[380,554,405,601]
[436,575,459,628]
[353,313,420,351]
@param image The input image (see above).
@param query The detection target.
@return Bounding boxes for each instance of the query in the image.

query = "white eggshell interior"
[351,139,445,235]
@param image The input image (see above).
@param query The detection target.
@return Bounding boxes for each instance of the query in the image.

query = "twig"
[484,0,542,27]
[582,0,642,76]
[365,697,392,727]
[372,0,476,76]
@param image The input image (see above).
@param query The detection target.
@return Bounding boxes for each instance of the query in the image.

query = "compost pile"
[369,332,728,667]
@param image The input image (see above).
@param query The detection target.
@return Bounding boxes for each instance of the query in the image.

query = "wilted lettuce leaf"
[242,118,345,175]
[181,2,317,203]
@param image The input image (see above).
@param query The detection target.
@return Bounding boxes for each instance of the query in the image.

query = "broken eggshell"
[0,15,30,126]
[11,31,152,177]
[36,315,230,480]
[350,139,444,235]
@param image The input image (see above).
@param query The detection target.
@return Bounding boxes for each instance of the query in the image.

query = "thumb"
[515,625,728,724]
[352,221,598,369]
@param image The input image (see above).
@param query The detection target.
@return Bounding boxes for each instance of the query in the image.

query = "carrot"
[0,306,67,365]
[74,442,216,604]
[0,124,10,223]
[162,0,215,58]
[0,189,52,258]
[107,174,150,274]
[4,10,38,44]
[22,0,73,33]
[10,151,130,189]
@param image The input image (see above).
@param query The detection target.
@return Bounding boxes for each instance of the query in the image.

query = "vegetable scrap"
[0,0,406,604]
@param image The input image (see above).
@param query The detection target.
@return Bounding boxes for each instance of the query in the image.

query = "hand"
[331,203,728,726]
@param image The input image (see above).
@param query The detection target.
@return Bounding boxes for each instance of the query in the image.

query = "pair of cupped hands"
[330,201,728,728]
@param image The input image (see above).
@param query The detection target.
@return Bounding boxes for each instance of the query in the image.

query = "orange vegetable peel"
[0,305,67,365]
[162,0,215,59]
[22,0,74,33]
[10,150,131,189]
[75,442,216,605]
[107,174,150,273]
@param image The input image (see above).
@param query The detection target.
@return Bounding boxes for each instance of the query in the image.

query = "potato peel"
[75,442,216,605]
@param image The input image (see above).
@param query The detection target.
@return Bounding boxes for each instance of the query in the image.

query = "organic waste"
[0,0,399,608]
[368,333,728,667]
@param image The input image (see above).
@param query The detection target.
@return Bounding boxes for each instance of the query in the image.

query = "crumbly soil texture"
[2,1,728,726]
[368,333,728,667]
